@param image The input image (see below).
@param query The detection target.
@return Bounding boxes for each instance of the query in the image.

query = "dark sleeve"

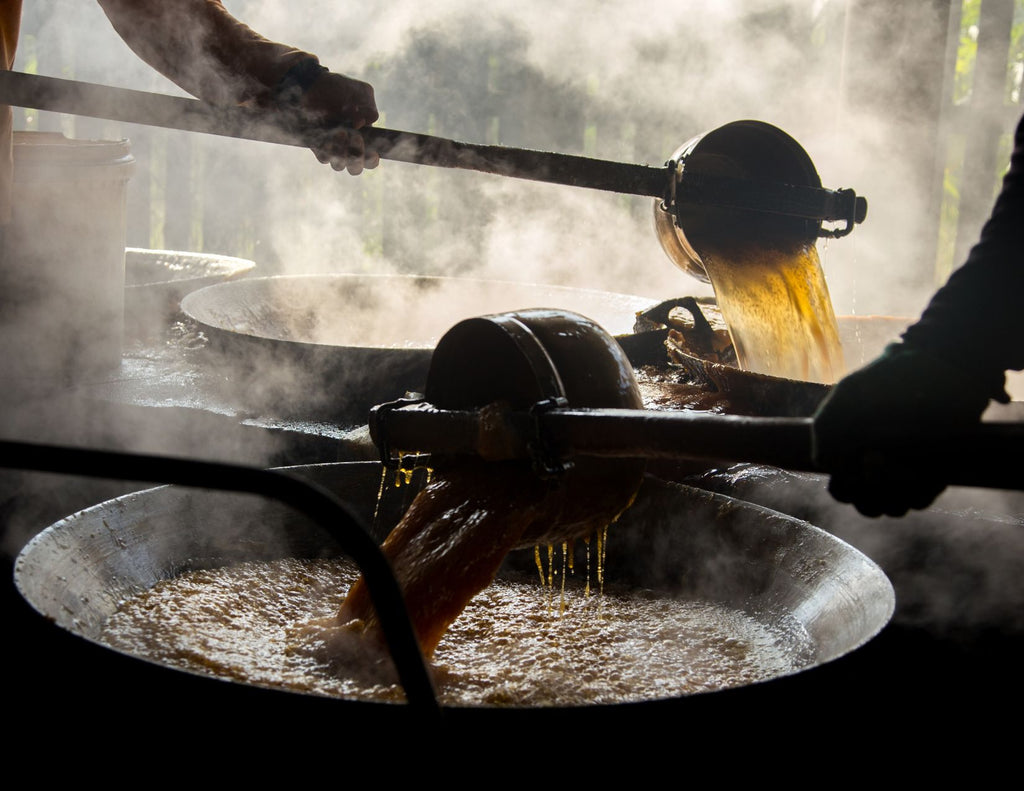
[901,113,1024,385]
[96,0,316,106]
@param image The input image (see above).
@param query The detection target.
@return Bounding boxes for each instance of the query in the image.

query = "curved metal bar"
[0,439,441,718]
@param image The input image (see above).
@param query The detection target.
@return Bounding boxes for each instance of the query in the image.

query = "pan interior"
[124,248,256,288]
[14,462,894,708]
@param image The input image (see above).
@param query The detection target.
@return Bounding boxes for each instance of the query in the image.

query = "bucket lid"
[13,131,135,181]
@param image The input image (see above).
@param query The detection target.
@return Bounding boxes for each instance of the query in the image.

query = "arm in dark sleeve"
[901,113,1024,390]
[810,115,1024,516]
[96,0,315,106]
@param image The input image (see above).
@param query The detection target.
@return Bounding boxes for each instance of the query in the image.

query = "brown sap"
[99,557,813,707]
[700,239,845,384]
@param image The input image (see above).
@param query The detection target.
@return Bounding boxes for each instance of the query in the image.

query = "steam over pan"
[179,274,655,422]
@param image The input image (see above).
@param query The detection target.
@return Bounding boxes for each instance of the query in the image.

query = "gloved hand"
[811,342,1005,517]
[273,59,381,175]
[300,70,380,175]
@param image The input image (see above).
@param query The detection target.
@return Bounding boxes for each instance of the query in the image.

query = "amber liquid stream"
[700,239,845,384]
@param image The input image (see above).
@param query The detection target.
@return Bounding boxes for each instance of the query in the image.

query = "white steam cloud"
[7,0,1024,641]
[16,0,957,314]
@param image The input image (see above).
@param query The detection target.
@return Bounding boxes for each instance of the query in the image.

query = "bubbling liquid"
[99,557,814,707]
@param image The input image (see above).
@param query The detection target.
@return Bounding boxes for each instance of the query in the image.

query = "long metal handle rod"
[0,439,441,718]
[0,70,863,223]
[373,404,1024,492]
[0,70,669,198]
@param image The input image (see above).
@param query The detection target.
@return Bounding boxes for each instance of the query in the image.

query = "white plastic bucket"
[1,131,135,393]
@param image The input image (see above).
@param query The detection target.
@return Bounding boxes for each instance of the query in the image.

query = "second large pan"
[180,273,656,423]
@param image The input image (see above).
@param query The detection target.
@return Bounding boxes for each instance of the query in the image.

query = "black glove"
[811,342,1005,517]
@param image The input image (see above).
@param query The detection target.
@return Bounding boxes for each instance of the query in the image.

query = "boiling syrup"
[99,557,812,707]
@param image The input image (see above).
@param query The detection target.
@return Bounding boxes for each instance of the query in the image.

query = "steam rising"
[16,0,942,309]
[7,1,1024,643]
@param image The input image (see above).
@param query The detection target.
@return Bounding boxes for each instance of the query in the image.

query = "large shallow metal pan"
[124,247,255,340]
[180,274,656,423]
[14,460,893,741]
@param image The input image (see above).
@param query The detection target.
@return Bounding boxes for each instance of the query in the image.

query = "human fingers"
[312,128,373,174]
[341,130,365,175]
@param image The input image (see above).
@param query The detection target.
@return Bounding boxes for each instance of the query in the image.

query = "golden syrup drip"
[559,542,568,615]
[536,536,593,610]
[394,464,415,487]
[544,544,556,615]
[535,536,600,615]
[700,241,845,384]
[371,464,389,527]
[584,536,592,598]
[533,543,556,612]
[389,453,434,488]
[374,455,435,532]
[596,525,609,618]
[596,527,606,619]
[536,530,606,607]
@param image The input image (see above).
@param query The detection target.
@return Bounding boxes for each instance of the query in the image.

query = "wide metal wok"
[14,457,894,736]
[179,273,656,422]
[178,272,910,423]
[124,247,256,339]
[623,299,913,417]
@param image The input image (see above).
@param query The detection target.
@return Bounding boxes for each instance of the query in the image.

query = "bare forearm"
[96,0,313,105]
[97,0,379,172]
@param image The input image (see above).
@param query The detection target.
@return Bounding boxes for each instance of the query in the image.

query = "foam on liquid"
[100,556,813,707]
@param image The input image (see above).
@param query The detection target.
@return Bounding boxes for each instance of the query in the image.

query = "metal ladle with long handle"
[0,71,866,240]
[370,309,1024,495]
